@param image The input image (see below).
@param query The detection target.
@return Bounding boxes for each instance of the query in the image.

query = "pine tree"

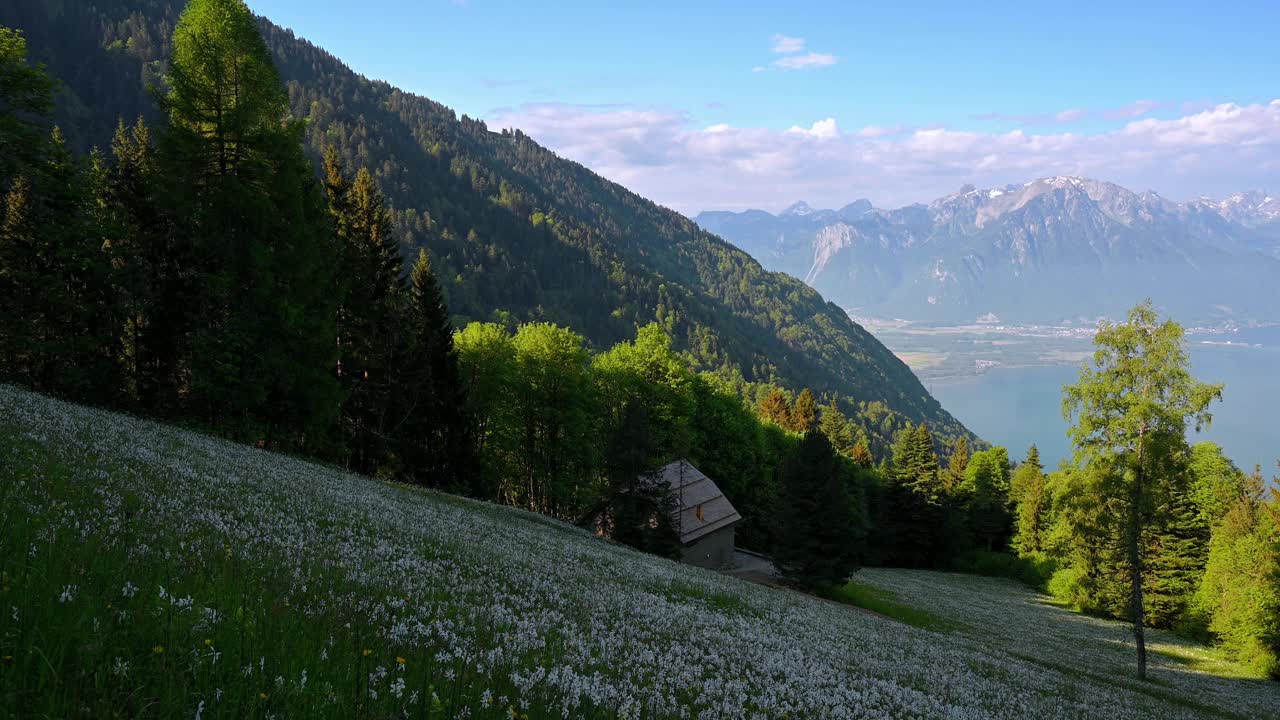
[850,441,874,469]
[398,248,474,491]
[323,150,405,474]
[0,176,41,384]
[961,447,1013,552]
[945,436,970,493]
[818,398,854,453]
[98,117,186,412]
[0,127,120,401]
[1011,444,1050,554]
[774,428,858,592]
[883,423,945,567]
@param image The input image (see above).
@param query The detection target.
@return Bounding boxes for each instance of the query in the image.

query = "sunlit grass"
[828,580,960,633]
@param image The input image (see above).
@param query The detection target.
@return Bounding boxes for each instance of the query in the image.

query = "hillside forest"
[0,0,1277,683]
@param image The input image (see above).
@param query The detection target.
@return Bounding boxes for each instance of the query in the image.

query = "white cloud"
[771,34,806,54]
[787,117,840,139]
[486,100,1280,214]
[774,52,838,70]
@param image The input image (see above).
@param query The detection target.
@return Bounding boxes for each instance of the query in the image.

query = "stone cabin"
[654,459,742,570]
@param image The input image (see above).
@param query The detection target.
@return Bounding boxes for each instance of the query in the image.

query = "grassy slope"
[1,385,1273,719]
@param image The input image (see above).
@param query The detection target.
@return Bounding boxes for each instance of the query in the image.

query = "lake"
[925,326,1280,473]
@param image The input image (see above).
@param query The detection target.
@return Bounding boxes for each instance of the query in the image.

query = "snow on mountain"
[696,176,1280,323]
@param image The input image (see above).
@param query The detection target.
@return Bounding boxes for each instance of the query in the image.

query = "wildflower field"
[1,385,1274,719]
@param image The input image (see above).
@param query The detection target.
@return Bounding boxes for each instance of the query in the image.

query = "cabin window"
[695,505,705,521]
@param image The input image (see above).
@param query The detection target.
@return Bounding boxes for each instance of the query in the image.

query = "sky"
[246,0,1280,213]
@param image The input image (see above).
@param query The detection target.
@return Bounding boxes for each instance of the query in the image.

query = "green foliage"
[0,27,56,184]
[774,429,862,592]
[400,248,473,490]
[1059,300,1225,677]
[325,148,406,475]
[790,388,818,433]
[1187,442,1251,529]
[961,447,1012,552]
[508,322,596,518]
[949,550,1056,590]
[1192,481,1280,678]
[160,0,342,446]
[1010,444,1050,555]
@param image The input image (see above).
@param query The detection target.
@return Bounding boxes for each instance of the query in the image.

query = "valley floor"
[1,385,1274,719]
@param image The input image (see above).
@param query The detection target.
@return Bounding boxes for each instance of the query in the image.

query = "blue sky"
[247,0,1280,212]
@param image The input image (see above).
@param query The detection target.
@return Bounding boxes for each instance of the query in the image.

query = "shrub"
[951,550,1056,590]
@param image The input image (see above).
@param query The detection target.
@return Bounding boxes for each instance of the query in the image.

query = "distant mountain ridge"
[697,177,1280,324]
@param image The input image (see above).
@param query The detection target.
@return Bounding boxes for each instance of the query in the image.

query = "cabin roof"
[647,460,742,545]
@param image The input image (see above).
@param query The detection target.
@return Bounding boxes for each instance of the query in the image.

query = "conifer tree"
[790,388,819,433]
[399,248,474,491]
[850,440,874,469]
[160,0,340,446]
[883,423,945,566]
[323,150,405,473]
[961,446,1013,551]
[1063,299,1223,679]
[818,398,854,454]
[945,436,970,493]
[0,28,55,187]
[774,428,858,591]
[98,117,186,412]
[0,127,119,401]
[1011,444,1050,554]
[758,388,791,428]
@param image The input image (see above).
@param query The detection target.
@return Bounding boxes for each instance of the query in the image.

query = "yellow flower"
[152,645,165,655]
[2,655,13,664]
[362,649,372,658]
[203,639,214,648]
[395,656,406,667]
[259,692,269,700]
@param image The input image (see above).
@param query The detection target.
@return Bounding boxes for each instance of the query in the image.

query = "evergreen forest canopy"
[0,0,1277,688]
[0,0,972,460]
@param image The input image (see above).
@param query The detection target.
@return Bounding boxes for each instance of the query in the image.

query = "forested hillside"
[0,0,971,451]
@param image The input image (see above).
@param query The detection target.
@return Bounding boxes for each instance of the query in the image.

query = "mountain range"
[0,0,971,449]
[698,178,1280,324]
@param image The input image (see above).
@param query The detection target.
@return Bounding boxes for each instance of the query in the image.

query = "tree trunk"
[1130,436,1147,680]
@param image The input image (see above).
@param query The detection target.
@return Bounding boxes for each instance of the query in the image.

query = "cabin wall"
[681,526,735,570]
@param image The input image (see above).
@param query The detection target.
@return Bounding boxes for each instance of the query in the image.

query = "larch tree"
[758,388,791,428]
[790,388,819,433]
[0,28,55,187]
[1062,299,1222,679]
[160,0,341,446]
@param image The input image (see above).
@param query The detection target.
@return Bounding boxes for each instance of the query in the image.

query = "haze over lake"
[926,326,1280,473]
